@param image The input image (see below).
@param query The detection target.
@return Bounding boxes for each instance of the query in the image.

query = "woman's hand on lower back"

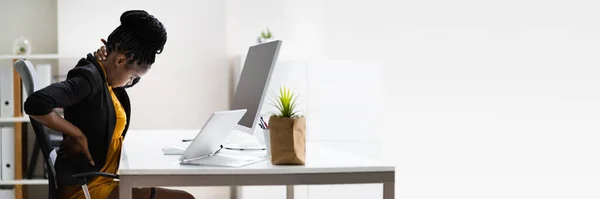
[31,112,96,166]
[74,134,95,166]
[58,133,95,166]
[58,136,81,157]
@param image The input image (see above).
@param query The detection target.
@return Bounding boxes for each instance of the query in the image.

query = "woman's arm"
[25,75,97,166]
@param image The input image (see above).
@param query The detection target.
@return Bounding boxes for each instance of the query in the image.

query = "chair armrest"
[72,172,119,180]
[72,172,119,185]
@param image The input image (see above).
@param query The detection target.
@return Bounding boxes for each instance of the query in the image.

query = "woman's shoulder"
[65,55,105,93]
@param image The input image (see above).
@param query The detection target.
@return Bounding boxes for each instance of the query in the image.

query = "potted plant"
[268,86,306,165]
[257,28,273,44]
[12,36,31,55]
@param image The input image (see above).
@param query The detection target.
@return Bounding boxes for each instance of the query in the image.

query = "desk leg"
[230,186,238,199]
[286,185,294,199]
[383,182,394,199]
[119,177,132,199]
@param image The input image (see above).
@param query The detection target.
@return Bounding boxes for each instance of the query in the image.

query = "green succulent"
[271,86,300,118]
[260,28,272,39]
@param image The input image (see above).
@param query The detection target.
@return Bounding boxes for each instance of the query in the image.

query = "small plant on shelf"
[12,36,31,55]
[257,28,273,44]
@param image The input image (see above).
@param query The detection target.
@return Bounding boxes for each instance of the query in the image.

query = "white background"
[389,1,600,199]
[231,1,600,197]
[2,0,600,198]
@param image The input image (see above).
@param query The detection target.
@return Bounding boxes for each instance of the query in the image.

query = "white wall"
[229,0,600,199]
[0,0,57,55]
[389,0,600,198]
[226,0,324,60]
[0,0,59,74]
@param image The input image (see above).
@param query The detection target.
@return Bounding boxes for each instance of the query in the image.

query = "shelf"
[0,117,29,123]
[0,179,48,186]
[0,54,80,60]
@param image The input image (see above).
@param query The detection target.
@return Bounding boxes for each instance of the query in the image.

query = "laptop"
[172,109,266,167]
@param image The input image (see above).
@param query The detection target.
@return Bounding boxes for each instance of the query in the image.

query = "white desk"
[118,129,395,199]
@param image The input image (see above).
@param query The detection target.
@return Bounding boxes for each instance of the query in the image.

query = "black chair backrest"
[30,118,60,199]
[14,59,60,199]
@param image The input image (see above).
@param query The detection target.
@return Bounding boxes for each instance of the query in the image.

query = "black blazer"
[24,53,138,186]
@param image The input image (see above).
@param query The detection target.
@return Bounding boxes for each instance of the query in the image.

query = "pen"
[182,139,193,142]
[260,117,268,128]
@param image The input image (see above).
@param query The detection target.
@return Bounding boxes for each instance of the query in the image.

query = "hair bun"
[120,10,149,27]
[120,10,167,52]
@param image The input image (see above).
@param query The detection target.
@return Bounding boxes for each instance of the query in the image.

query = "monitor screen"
[231,40,282,131]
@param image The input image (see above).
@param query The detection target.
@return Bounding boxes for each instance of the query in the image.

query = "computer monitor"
[231,40,282,134]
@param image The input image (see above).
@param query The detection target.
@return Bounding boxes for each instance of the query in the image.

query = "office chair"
[14,59,118,199]
[14,62,61,180]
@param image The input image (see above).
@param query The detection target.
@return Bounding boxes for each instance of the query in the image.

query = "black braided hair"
[106,10,167,69]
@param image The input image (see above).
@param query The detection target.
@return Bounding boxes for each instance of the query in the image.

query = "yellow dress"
[60,60,126,199]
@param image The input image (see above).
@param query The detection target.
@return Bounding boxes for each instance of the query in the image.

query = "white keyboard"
[182,155,266,167]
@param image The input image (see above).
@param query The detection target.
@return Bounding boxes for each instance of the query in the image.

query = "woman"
[24,10,194,199]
